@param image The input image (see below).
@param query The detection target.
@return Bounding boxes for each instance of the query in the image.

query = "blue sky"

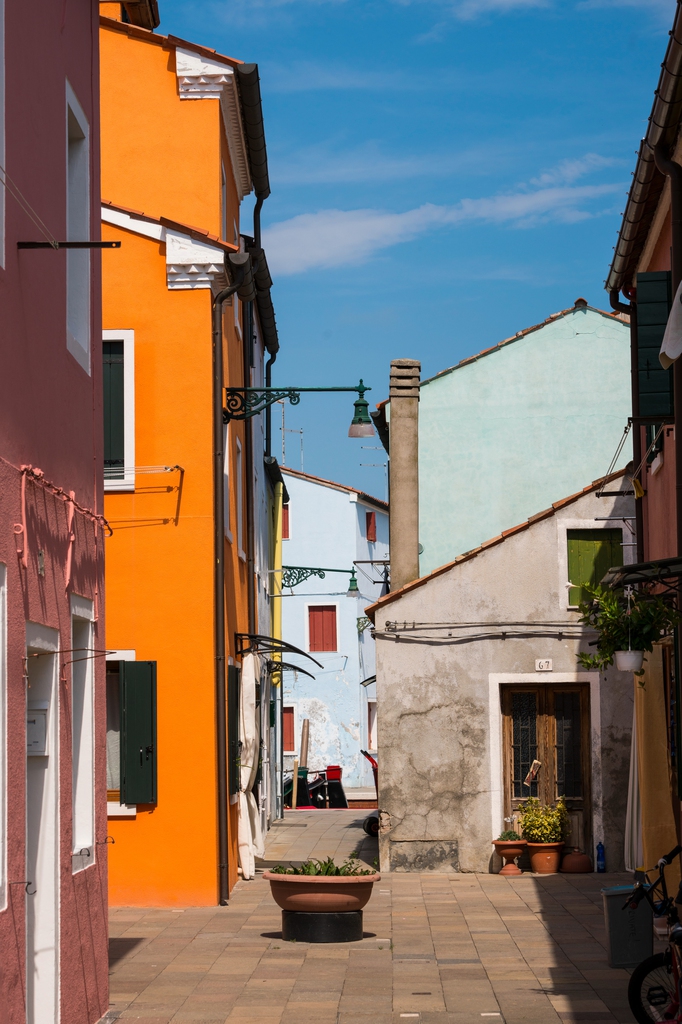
[161,0,673,498]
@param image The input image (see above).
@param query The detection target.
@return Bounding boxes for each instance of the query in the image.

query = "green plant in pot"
[519,797,570,874]
[492,829,526,876]
[577,584,680,674]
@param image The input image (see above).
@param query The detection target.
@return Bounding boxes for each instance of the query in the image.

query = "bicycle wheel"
[628,951,679,1023]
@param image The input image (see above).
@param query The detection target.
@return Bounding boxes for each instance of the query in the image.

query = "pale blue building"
[413,300,632,574]
[279,468,389,792]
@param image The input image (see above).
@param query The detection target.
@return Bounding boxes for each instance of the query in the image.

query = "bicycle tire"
[628,951,679,1023]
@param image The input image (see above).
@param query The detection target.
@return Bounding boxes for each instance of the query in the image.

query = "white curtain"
[624,699,643,872]
[238,653,265,880]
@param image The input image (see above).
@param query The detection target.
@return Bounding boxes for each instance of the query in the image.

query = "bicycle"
[626,844,682,1023]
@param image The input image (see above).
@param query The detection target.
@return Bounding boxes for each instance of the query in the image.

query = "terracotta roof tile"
[100,16,243,67]
[281,466,388,509]
[364,466,631,619]
[102,201,238,252]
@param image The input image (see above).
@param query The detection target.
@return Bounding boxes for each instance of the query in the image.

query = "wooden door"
[502,685,591,853]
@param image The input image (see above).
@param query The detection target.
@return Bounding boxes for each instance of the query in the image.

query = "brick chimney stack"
[388,359,421,591]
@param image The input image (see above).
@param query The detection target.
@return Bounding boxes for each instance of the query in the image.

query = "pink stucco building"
[0,1,109,1022]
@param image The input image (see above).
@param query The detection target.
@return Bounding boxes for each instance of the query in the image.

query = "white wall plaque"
[535,659,553,672]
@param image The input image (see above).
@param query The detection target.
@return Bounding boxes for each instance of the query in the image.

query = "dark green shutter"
[120,661,157,805]
[567,529,623,606]
[103,340,125,477]
[636,271,673,418]
[228,665,241,796]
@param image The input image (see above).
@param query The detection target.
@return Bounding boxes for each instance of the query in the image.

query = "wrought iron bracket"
[223,381,370,422]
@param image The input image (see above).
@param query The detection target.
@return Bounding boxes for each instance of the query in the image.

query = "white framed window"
[103,330,135,491]
[66,82,90,373]
[70,595,94,871]
[0,0,5,269]
[0,565,6,909]
[223,423,232,542]
[556,517,633,612]
[306,603,340,653]
[221,163,227,242]
[367,700,377,752]
[236,437,245,558]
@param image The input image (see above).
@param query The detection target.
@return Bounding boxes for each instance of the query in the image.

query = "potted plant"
[263,856,380,943]
[577,584,680,675]
[519,797,570,874]
[492,830,526,875]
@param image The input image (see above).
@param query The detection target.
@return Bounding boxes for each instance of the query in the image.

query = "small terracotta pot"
[492,839,527,876]
[263,871,380,913]
[526,842,564,874]
[560,849,593,873]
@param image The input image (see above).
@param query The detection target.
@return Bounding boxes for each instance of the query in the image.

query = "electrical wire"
[0,162,58,248]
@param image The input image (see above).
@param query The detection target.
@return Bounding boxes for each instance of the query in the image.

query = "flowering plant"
[519,797,570,844]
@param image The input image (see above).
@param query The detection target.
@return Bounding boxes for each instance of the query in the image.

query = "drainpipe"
[265,352,276,458]
[388,359,421,591]
[244,297,256,636]
[654,144,682,559]
[610,289,644,562]
[213,252,254,905]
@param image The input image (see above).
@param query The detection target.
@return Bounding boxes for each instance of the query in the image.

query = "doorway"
[501,684,591,853]
[26,628,60,1024]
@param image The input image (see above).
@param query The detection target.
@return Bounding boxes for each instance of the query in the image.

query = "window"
[221,163,227,242]
[66,83,90,372]
[567,529,622,606]
[0,565,6,909]
[366,511,376,543]
[308,606,337,652]
[283,706,295,752]
[103,331,135,490]
[71,597,94,868]
[223,424,231,540]
[367,701,377,751]
[106,660,157,805]
[282,503,290,540]
[236,437,244,556]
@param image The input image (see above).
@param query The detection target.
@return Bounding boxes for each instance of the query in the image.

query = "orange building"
[99,6,280,904]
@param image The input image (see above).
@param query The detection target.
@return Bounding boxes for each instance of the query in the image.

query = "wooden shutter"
[120,661,157,805]
[103,340,125,475]
[228,664,241,796]
[309,606,337,652]
[366,511,376,542]
[636,271,673,418]
[567,529,623,606]
[283,707,294,751]
[282,504,290,540]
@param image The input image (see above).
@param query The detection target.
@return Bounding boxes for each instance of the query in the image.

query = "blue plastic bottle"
[596,842,606,873]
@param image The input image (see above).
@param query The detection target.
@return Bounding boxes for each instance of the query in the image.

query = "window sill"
[104,480,135,493]
[107,801,136,818]
[238,549,247,562]
[225,529,234,544]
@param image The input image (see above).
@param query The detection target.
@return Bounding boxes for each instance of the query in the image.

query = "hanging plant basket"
[577,584,680,674]
[614,650,644,673]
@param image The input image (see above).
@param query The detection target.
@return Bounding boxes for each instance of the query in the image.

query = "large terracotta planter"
[526,842,564,874]
[560,848,593,873]
[492,839,527,876]
[263,871,380,913]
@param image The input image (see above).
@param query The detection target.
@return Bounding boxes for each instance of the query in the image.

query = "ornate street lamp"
[278,566,359,595]
[223,380,374,438]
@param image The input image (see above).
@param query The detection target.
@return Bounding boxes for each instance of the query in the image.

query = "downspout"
[654,144,682,559]
[244,298,256,636]
[213,252,253,905]
[610,288,644,562]
[265,352,276,458]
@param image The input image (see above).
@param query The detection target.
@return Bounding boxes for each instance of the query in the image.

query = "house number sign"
[535,659,552,672]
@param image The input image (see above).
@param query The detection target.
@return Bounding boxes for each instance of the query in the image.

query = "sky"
[160,0,674,499]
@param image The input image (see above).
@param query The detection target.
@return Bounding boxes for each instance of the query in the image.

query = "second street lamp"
[223,379,373,437]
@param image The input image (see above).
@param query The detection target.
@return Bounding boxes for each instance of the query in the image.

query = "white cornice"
[174,47,252,202]
[101,206,227,292]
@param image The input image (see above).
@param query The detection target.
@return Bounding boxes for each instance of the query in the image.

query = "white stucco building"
[368,472,636,873]
[280,468,389,793]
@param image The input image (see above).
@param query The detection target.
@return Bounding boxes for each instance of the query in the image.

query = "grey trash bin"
[602,884,653,968]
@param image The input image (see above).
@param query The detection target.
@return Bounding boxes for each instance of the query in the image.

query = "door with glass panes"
[501,685,591,852]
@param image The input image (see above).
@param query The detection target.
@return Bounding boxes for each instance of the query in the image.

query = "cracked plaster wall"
[375,480,634,872]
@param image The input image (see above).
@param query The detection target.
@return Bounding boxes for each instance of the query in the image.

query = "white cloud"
[264,181,622,275]
[530,153,620,187]
[449,0,549,17]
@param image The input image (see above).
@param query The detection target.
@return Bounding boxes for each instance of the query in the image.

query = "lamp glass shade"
[346,571,359,597]
[348,394,375,438]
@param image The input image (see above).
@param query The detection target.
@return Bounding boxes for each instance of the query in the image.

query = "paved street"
[108,810,639,1024]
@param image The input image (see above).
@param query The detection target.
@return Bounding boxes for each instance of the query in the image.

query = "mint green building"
[417,300,632,575]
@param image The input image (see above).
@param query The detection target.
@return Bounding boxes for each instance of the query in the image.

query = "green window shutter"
[636,271,673,418]
[120,661,157,805]
[103,340,125,478]
[567,529,623,606]
[228,665,241,796]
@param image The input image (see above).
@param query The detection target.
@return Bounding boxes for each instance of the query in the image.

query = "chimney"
[389,359,420,590]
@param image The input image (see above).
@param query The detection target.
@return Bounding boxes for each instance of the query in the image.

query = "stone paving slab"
[108,810,639,1024]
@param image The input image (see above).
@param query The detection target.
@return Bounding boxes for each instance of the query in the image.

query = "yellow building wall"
[101,21,249,905]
